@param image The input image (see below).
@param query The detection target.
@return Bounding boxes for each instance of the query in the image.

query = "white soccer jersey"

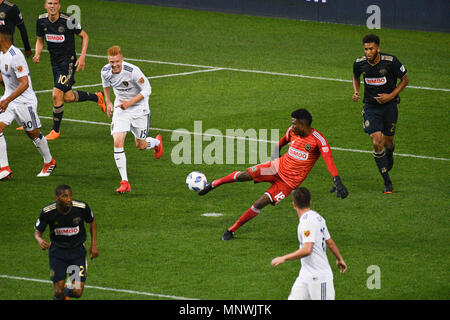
[101,61,151,117]
[0,45,37,107]
[297,210,333,282]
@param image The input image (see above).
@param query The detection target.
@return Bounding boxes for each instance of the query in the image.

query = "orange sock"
[212,171,240,188]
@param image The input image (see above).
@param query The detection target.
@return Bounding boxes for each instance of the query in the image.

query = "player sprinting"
[0,27,55,180]
[32,0,106,140]
[199,108,349,240]
[352,34,408,193]
[271,187,347,300]
[101,45,163,194]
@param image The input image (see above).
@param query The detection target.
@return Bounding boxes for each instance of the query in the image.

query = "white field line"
[34,68,224,94]
[0,274,198,300]
[38,116,450,162]
[32,49,450,92]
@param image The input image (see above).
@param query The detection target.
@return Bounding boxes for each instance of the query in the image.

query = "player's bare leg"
[370,131,393,193]
[222,193,272,240]
[113,132,131,193]
[53,280,66,300]
[198,170,251,196]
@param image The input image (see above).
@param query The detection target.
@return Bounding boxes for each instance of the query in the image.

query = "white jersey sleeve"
[131,66,151,99]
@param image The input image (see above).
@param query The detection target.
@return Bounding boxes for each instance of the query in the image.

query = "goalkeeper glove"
[330,176,349,199]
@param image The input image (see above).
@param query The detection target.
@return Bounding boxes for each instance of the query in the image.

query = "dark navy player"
[33,0,106,140]
[352,34,408,194]
[34,184,99,300]
[0,0,31,57]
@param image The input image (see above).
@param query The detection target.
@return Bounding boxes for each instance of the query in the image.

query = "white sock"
[114,147,128,181]
[146,137,160,150]
[0,133,9,167]
[33,133,52,163]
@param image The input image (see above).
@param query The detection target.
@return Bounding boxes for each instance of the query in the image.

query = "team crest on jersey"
[304,230,311,237]
[304,144,311,152]
[17,66,23,73]
[139,77,145,84]
[0,12,6,20]
[379,68,388,76]
[73,217,82,225]
[122,81,129,87]
[58,26,65,33]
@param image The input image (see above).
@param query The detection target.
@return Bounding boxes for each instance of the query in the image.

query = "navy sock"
[74,90,98,102]
[52,104,64,132]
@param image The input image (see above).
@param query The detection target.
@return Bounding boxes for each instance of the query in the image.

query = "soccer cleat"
[0,166,12,180]
[154,134,163,159]
[45,130,60,140]
[95,91,107,113]
[16,126,24,131]
[222,229,234,241]
[37,158,56,177]
[116,180,131,194]
[383,184,394,194]
[198,182,213,196]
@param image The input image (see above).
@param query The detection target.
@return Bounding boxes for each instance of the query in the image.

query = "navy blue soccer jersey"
[36,12,82,65]
[35,200,94,249]
[353,52,407,105]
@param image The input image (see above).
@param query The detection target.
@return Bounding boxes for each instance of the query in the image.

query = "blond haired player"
[101,46,163,193]
[271,187,347,300]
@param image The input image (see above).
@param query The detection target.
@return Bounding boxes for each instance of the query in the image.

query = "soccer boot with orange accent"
[0,166,13,180]
[95,91,107,113]
[116,180,131,194]
[45,130,60,140]
[154,134,163,159]
[16,126,24,130]
[37,158,56,177]
[383,184,394,194]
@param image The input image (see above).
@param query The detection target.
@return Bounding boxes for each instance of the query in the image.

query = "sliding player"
[199,108,349,240]
[101,45,163,193]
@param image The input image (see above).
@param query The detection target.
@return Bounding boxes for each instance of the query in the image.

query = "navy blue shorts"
[52,61,76,93]
[49,244,87,283]
[362,100,398,136]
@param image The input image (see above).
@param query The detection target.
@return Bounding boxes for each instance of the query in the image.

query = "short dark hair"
[0,26,12,42]
[363,33,380,46]
[291,108,312,126]
[55,184,72,196]
[292,187,311,209]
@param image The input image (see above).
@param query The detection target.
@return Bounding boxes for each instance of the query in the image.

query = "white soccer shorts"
[0,103,41,131]
[110,113,150,140]
[288,277,335,300]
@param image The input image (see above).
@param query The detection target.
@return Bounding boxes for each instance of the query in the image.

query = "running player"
[352,34,408,193]
[101,45,163,194]
[199,108,349,240]
[271,187,347,300]
[34,184,99,300]
[33,0,106,140]
[0,27,55,180]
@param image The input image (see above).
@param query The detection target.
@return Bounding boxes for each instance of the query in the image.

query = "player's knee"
[54,287,64,298]
[254,195,271,209]
[236,171,252,182]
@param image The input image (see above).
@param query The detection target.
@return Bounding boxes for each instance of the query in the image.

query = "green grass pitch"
[0,0,448,300]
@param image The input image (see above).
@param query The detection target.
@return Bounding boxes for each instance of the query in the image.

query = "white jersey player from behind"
[271,187,347,300]
[101,45,163,193]
[0,28,55,180]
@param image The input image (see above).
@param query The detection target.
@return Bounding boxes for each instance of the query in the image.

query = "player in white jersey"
[101,45,163,193]
[0,28,55,180]
[271,187,347,300]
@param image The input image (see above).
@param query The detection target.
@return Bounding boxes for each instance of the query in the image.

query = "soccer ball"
[186,171,207,192]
